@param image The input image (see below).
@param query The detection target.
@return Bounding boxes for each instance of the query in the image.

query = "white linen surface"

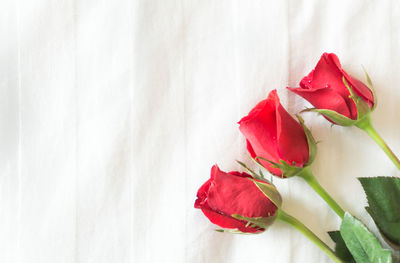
[1,0,400,262]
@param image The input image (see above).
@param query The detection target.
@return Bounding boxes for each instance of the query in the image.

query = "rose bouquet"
[194,53,400,263]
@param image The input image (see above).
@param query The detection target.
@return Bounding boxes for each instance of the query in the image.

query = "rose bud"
[287,52,375,126]
[194,165,281,233]
[238,90,345,218]
[238,90,316,178]
[288,53,400,171]
[194,166,345,262]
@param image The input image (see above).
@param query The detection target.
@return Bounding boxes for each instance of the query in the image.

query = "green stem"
[298,167,345,219]
[276,210,343,263]
[356,115,400,171]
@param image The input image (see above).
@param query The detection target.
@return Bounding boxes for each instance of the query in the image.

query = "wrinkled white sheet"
[1,0,399,262]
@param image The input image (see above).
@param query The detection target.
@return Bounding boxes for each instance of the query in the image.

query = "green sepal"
[362,66,377,111]
[236,160,271,183]
[255,156,303,178]
[340,212,392,263]
[328,231,356,263]
[301,108,357,126]
[249,178,282,208]
[296,114,317,165]
[232,214,276,229]
[236,160,259,178]
[342,77,371,119]
[359,177,400,250]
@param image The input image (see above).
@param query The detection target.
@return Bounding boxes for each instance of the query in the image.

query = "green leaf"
[340,213,392,263]
[301,108,357,126]
[296,114,317,165]
[328,231,356,263]
[359,177,400,250]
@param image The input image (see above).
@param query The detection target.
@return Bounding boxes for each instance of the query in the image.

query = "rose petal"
[309,53,357,118]
[275,99,309,166]
[194,165,278,234]
[288,86,353,119]
[246,139,282,176]
[238,97,280,163]
[347,75,374,107]
[201,208,262,233]
[194,177,212,209]
[329,53,374,105]
[228,171,252,178]
[206,166,277,218]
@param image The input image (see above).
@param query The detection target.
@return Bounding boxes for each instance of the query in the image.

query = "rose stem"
[276,209,343,263]
[355,115,400,171]
[297,167,345,219]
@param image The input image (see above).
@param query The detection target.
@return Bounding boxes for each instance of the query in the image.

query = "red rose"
[238,90,310,177]
[194,165,279,233]
[288,53,374,121]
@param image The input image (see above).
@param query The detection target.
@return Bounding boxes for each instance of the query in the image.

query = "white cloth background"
[1,1,399,262]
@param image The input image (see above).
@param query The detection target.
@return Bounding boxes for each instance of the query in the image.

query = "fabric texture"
[1,0,400,262]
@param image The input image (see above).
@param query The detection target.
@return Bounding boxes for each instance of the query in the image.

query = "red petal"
[246,139,257,158]
[206,166,277,218]
[228,170,252,178]
[275,101,309,166]
[201,208,263,233]
[288,86,353,119]
[239,90,309,175]
[290,53,362,119]
[347,75,374,107]
[194,165,220,209]
[329,53,374,105]
[246,140,282,176]
[194,178,212,208]
[312,53,357,118]
[194,166,278,233]
[238,97,280,163]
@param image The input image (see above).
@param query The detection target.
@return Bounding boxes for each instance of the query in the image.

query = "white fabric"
[1,0,399,262]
